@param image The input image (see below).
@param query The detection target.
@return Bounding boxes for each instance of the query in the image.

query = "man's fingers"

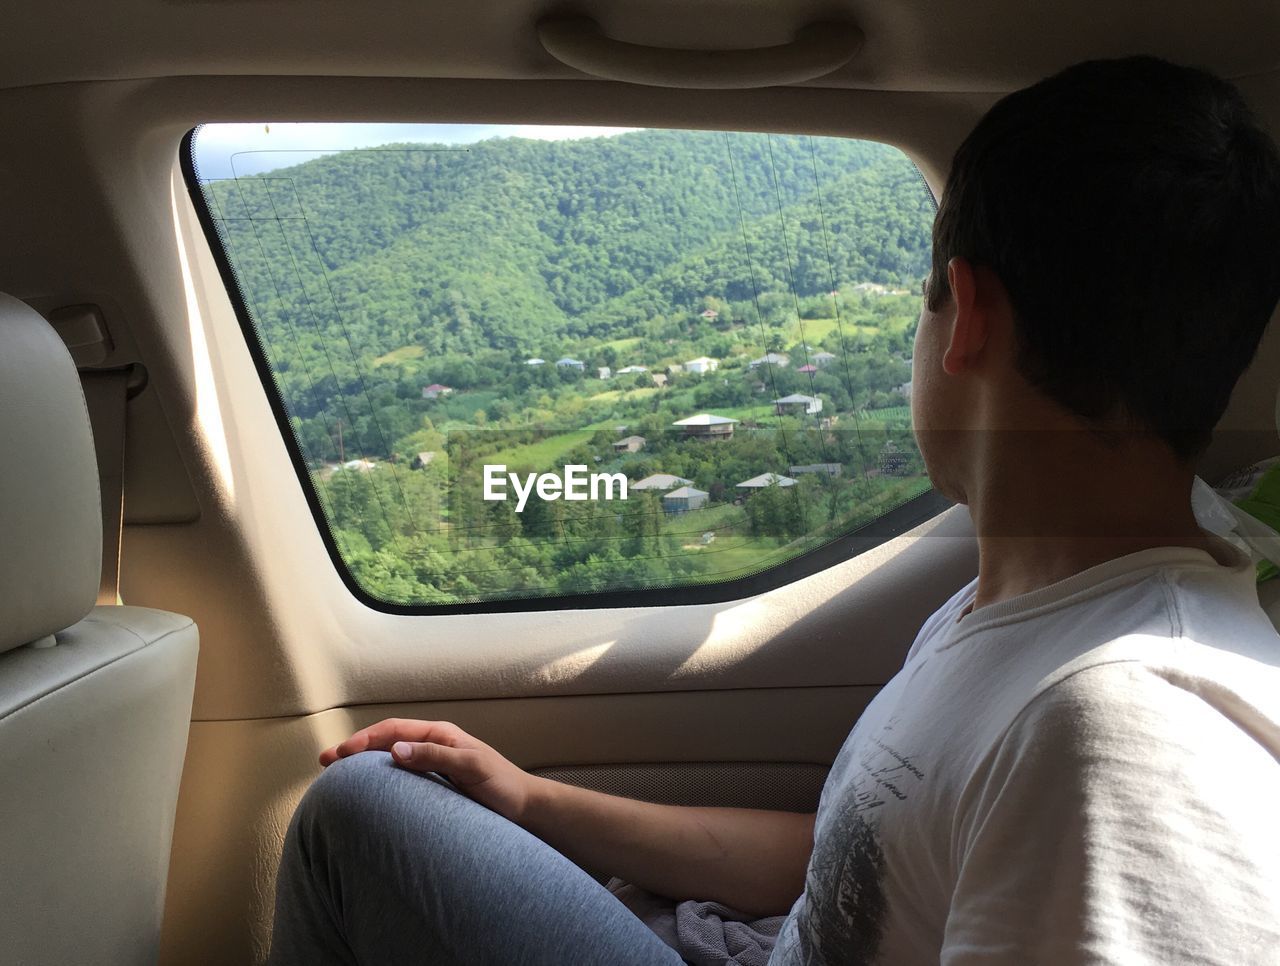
[390,740,474,777]
[319,719,469,767]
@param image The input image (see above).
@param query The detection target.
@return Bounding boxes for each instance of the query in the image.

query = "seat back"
[0,293,199,965]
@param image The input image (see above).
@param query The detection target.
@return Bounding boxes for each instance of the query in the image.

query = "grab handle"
[537,18,864,90]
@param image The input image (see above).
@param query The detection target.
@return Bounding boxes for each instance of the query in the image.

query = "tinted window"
[188,123,937,607]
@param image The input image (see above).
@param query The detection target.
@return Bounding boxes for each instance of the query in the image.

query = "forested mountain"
[196,127,937,605]
[206,130,931,364]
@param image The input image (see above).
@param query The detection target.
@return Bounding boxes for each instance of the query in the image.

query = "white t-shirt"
[769,539,1280,965]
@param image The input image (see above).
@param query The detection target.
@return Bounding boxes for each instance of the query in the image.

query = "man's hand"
[320,718,534,823]
[321,717,815,916]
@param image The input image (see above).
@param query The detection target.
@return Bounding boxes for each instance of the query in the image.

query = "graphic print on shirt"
[785,719,926,965]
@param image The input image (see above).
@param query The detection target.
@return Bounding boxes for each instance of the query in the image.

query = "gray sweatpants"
[266,751,688,965]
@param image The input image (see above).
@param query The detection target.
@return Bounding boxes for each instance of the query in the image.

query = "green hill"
[204,130,931,399]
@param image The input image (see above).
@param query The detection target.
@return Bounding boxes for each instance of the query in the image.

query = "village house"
[421,383,453,400]
[338,458,377,472]
[651,373,668,388]
[811,351,838,367]
[616,364,648,375]
[525,357,546,366]
[684,356,719,375]
[773,393,823,416]
[796,364,817,375]
[663,485,710,513]
[673,412,738,440]
[790,463,843,478]
[749,352,789,370]
[699,308,719,320]
[611,435,646,454]
[412,451,437,470]
[632,472,693,491]
[736,472,797,490]
[555,357,585,370]
[597,366,612,379]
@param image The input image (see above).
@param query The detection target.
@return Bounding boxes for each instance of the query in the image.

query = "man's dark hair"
[926,56,1280,460]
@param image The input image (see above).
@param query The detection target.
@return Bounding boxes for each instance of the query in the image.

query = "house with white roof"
[737,472,797,490]
[811,351,838,367]
[611,435,646,454]
[773,393,823,416]
[616,365,649,375]
[555,357,585,370]
[684,356,719,374]
[749,352,789,370]
[632,473,693,491]
[525,357,546,366]
[663,485,710,513]
[672,412,739,440]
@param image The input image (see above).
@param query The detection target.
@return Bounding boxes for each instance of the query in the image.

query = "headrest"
[0,293,101,654]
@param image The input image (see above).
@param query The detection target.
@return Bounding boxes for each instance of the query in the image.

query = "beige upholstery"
[0,292,101,654]
[0,295,199,965]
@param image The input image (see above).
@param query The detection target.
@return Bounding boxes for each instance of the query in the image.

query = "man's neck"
[964,431,1215,612]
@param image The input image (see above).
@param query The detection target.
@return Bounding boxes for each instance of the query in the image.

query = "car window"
[186,123,939,609]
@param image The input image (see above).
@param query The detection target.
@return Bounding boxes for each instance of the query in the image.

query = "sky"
[192,123,640,179]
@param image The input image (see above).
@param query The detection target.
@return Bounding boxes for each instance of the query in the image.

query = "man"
[268,57,1280,964]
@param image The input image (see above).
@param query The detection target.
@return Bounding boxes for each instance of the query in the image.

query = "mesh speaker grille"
[531,761,828,813]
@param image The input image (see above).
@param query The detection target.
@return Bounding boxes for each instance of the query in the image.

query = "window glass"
[188,123,937,607]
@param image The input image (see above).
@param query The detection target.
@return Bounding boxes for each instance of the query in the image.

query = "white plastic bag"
[1192,474,1280,571]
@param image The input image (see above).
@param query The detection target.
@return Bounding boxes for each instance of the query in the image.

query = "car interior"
[2,2,1280,964]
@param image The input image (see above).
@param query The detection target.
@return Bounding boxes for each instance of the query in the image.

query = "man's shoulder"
[1016,557,1280,720]
[1012,638,1280,765]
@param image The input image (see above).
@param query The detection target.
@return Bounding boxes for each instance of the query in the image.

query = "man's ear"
[942,256,990,376]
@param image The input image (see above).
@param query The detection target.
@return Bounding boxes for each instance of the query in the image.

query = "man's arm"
[321,718,814,917]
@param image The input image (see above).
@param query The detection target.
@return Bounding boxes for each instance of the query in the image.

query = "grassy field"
[659,501,782,578]
[372,345,425,367]
[600,335,643,356]
[586,386,660,406]
[484,429,596,469]
[781,317,881,347]
[859,405,911,423]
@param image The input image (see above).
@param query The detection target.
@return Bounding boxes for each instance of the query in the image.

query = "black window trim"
[179,124,951,616]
